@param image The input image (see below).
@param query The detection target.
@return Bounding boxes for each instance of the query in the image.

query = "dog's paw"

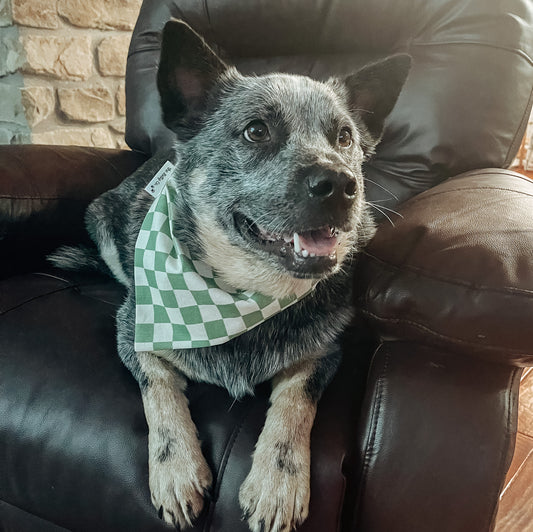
[149,453,212,529]
[239,443,310,532]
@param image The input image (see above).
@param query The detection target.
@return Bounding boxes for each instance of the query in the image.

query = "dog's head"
[157,20,410,297]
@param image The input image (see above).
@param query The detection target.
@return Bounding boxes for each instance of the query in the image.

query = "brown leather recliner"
[1,1,532,531]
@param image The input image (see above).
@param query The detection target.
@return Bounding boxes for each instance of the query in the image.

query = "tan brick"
[115,135,129,150]
[33,126,115,148]
[109,117,125,135]
[58,86,114,122]
[97,34,130,76]
[57,0,141,30]
[20,85,55,127]
[12,0,59,29]
[526,149,533,172]
[22,35,92,81]
[116,81,125,116]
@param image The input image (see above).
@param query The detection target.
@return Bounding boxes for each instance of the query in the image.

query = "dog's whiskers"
[367,202,404,218]
[228,397,240,412]
[368,198,394,204]
[351,108,374,115]
[335,261,350,277]
[363,177,399,201]
[367,202,398,227]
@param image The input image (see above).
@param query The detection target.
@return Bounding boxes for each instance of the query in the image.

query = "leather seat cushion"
[0,268,370,531]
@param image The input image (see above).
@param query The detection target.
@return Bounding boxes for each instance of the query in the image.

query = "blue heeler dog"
[50,19,410,532]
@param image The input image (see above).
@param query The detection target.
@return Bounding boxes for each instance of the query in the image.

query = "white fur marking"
[195,212,315,299]
[100,239,129,286]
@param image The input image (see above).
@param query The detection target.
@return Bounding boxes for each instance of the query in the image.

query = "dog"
[50,19,410,532]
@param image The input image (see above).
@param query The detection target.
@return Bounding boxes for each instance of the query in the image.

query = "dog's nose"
[306,169,357,201]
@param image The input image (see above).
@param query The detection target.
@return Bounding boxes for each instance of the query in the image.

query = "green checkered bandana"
[134,177,314,351]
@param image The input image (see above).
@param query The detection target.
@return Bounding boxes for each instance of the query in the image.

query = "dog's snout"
[306,168,357,201]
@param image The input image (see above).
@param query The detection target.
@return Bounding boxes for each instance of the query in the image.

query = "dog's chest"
[160,286,351,399]
[171,341,291,398]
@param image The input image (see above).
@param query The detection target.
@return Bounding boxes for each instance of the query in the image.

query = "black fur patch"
[304,347,343,403]
[156,427,178,463]
[274,442,299,476]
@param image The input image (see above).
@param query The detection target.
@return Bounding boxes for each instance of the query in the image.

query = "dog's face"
[158,20,410,296]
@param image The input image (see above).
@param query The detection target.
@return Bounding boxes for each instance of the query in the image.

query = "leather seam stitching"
[0,285,74,317]
[355,349,390,525]
[411,40,533,65]
[0,499,71,532]
[404,185,533,205]
[483,367,521,529]
[361,252,533,297]
[335,451,347,532]
[504,84,533,167]
[359,310,533,356]
[203,402,250,531]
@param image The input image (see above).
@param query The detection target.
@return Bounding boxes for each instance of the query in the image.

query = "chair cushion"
[355,169,533,363]
[0,267,370,531]
[0,145,146,277]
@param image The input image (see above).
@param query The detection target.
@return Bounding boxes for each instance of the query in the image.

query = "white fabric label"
[144,161,176,197]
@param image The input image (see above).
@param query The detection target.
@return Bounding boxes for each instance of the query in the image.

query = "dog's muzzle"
[234,213,350,278]
[233,165,360,278]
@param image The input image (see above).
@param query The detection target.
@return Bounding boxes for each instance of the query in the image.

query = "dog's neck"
[194,212,317,299]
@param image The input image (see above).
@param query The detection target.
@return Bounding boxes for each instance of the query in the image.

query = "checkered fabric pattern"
[134,178,313,351]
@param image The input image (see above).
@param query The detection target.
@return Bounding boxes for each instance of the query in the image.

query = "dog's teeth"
[293,232,301,253]
[301,249,309,258]
[310,252,316,258]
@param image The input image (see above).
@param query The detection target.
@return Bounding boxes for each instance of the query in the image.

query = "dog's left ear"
[344,54,411,153]
[157,19,229,138]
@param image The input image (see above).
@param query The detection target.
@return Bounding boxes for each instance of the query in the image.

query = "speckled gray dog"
[50,20,410,532]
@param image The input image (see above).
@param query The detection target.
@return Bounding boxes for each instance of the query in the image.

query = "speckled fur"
[49,19,410,532]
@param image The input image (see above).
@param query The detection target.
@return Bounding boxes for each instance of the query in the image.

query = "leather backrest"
[0,145,146,277]
[125,0,533,208]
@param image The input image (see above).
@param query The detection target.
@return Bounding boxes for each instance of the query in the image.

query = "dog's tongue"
[296,227,337,256]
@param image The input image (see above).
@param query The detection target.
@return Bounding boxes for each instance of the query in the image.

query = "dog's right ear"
[157,19,229,139]
[343,54,411,156]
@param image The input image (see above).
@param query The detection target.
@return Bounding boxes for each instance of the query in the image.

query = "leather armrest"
[355,168,533,365]
[0,145,147,275]
[351,341,522,532]
[351,169,531,530]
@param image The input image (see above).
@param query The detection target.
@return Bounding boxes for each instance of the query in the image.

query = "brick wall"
[511,112,533,172]
[0,0,142,148]
[1,1,532,160]
[522,113,533,171]
[0,0,30,143]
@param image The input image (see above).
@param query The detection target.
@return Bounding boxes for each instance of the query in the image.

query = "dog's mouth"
[234,213,341,277]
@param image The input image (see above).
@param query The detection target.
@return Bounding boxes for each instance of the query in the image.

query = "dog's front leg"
[137,352,212,529]
[239,353,340,532]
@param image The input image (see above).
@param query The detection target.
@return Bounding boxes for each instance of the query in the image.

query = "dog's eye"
[243,121,270,143]
[338,127,353,148]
